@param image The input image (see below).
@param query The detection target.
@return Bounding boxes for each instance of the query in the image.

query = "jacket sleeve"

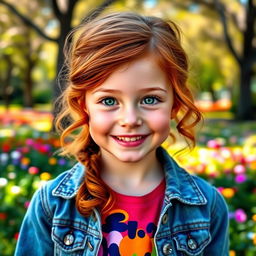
[14,186,54,256]
[205,187,230,255]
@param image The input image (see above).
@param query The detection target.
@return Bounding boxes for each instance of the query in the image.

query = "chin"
[114,149,154,163]
[116,155,143,163]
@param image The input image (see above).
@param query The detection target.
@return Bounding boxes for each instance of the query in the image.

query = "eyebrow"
[92,87,168,94]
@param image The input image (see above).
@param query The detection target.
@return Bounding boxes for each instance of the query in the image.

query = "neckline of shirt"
[109,179,166,204]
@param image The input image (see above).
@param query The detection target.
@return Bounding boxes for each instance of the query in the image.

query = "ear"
[78,96,89,115]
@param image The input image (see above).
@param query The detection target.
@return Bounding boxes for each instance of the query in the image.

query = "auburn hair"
[55,12,203,217]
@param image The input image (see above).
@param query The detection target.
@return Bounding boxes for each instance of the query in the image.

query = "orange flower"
[229,250,236,256]
[253,234,256,245]
[250,161,256,170]
[222,188,235,199]
[21,157,30,165]
[49,157,57,165]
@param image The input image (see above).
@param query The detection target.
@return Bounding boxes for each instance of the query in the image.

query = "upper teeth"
[116,136,143,142]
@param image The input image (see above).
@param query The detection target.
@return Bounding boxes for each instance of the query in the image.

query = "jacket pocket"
[173,226,211,256]
[52,225,87,255]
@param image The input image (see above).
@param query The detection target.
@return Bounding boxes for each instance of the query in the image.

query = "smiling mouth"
[115,136,145,142]
[112,135,149,147]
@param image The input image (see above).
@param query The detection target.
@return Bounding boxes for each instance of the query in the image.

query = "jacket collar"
[52,147,207,205]
[157,147,207,205]
[52,162,85,199]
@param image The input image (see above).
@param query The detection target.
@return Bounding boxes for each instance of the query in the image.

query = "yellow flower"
[205,163,218,176]
[253,234,256,245]
[252,214,256,222]
[49,157,57,165]
[222,188,235,199]
[229,250,236,256]
[40,172,52,181]
[223,159,234,170]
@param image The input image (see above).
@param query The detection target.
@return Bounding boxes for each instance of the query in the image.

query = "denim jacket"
[15,147,229,256]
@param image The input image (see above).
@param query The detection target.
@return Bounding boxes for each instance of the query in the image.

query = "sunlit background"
[0,0,256,255]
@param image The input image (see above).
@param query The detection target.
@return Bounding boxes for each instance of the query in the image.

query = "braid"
[76,138,114,216]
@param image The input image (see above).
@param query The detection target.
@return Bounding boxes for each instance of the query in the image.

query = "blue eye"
[101,97,117,106]
[141,96,160,105]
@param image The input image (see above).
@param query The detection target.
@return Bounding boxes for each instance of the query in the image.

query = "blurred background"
[0,0,255,255]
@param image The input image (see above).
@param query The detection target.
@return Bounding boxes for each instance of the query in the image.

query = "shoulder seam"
[210,187,218,218]
[39,185,53,222]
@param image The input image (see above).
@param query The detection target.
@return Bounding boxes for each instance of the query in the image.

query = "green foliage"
[33,87,53,104]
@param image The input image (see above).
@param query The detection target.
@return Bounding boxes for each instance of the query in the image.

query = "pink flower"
[28,166,39,175]
[217,187,224,193]
[24,201,30,209]
[235,209,247,223]
[234,164,246,174]
[25,138,34,146]
[207,140,220,149]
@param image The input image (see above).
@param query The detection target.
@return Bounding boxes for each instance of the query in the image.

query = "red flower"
[0,212,7,220]
[14,232,19,240]
[2,143,10,152]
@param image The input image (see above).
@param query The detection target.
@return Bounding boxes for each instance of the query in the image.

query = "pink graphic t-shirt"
[98,179,165,256]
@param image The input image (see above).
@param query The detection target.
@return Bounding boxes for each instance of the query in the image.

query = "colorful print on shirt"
[98,179,165,256]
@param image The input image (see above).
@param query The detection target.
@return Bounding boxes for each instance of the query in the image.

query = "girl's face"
[85,55,173,164]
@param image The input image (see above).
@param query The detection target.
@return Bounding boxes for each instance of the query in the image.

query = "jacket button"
[187,238,197,250]
[162,213,168,224]
[64,233,74,246]
[163,243,173,255]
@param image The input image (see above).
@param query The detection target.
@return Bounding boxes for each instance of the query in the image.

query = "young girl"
[15,12,229,255]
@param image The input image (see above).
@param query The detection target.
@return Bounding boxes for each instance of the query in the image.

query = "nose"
[118,105,142,128]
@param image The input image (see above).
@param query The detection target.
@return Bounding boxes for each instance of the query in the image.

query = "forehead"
[89,55,170,94]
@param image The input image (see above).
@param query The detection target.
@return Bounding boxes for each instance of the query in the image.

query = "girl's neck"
[100,149,164,196]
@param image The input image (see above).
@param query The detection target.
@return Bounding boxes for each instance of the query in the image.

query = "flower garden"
[0,110,256,255]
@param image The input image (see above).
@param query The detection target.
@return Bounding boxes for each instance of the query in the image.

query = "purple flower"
[12,159,20,165]
[21,164,28,170]
[235,174,247,183]
[58,158,66,165]
[228,212,235,219]
[43,144,52,152]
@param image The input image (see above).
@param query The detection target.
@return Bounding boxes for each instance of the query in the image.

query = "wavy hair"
[55,12,203,217]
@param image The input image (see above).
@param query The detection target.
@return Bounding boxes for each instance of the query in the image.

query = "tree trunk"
[2,55,13,110]
[237,62,253,120]
[54,26,71,100]
[23,58,34,108]
[52,17,73,123]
